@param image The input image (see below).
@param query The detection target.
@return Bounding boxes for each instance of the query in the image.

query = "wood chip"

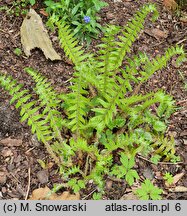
[0,137,22,146]
[169,186,187,192]
[144,28,168,40]
[20,9,61,61]
[1,148,13,157]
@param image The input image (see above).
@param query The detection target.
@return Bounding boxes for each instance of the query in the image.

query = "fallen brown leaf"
[29,186,50,200]
[172,172,185,185]
[151,29,168,39]
[0,41,4,49]
[39,9,49,17]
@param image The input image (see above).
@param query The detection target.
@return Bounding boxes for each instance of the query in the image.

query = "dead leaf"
[29,186,80,200]
[39,9,48,17]
[163,0,178,11]
[0,137,22,146]
[21,9,61,61]
[29,186,50,200]
[173,172,185,185]
[152,29,168,39]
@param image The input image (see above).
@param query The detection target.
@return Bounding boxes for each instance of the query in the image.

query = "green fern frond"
[140,45,185,83]
[152,135,179,162]
[95,4,157,93]
[64,74,90,137]
[66,165,82,176]
[154,91,175,118]
[96,25,121,93]
[115,4,158,68]
[0,73,59,164]
[57,20,90,66]
[89,89,120,132]
[119,92,154,109]
[100,129,123,151]
[125,52,150,80]
[24,67,65,144]
[70,138,98,156]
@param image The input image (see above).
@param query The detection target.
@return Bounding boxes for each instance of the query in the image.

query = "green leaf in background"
[135,179,163,200]
[29,0,36,6]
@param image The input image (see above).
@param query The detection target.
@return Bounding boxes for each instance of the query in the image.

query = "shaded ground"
[0,0,186,200]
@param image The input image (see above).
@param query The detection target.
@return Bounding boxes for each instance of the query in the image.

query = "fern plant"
[0,3,186,196]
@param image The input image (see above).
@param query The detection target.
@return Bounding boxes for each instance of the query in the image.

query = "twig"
[177,38,187,45]
[151,41,165,48]
[10,172,21,184]
[107,176,126,183]
[64,77,73,83]
[25,147,36,154]
[82,189,97,200]
[25,167,31,200]
[137,154,184,165]
[84,155,89,176]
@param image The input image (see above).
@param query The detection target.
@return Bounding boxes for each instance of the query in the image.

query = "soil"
[0,0,187,200]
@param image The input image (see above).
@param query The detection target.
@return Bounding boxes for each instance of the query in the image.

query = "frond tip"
[57,21,89,66]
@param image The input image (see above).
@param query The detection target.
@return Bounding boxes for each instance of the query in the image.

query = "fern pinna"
[0,3,186,195]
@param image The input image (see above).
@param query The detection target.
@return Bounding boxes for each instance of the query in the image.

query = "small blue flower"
[83,16,90,23]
